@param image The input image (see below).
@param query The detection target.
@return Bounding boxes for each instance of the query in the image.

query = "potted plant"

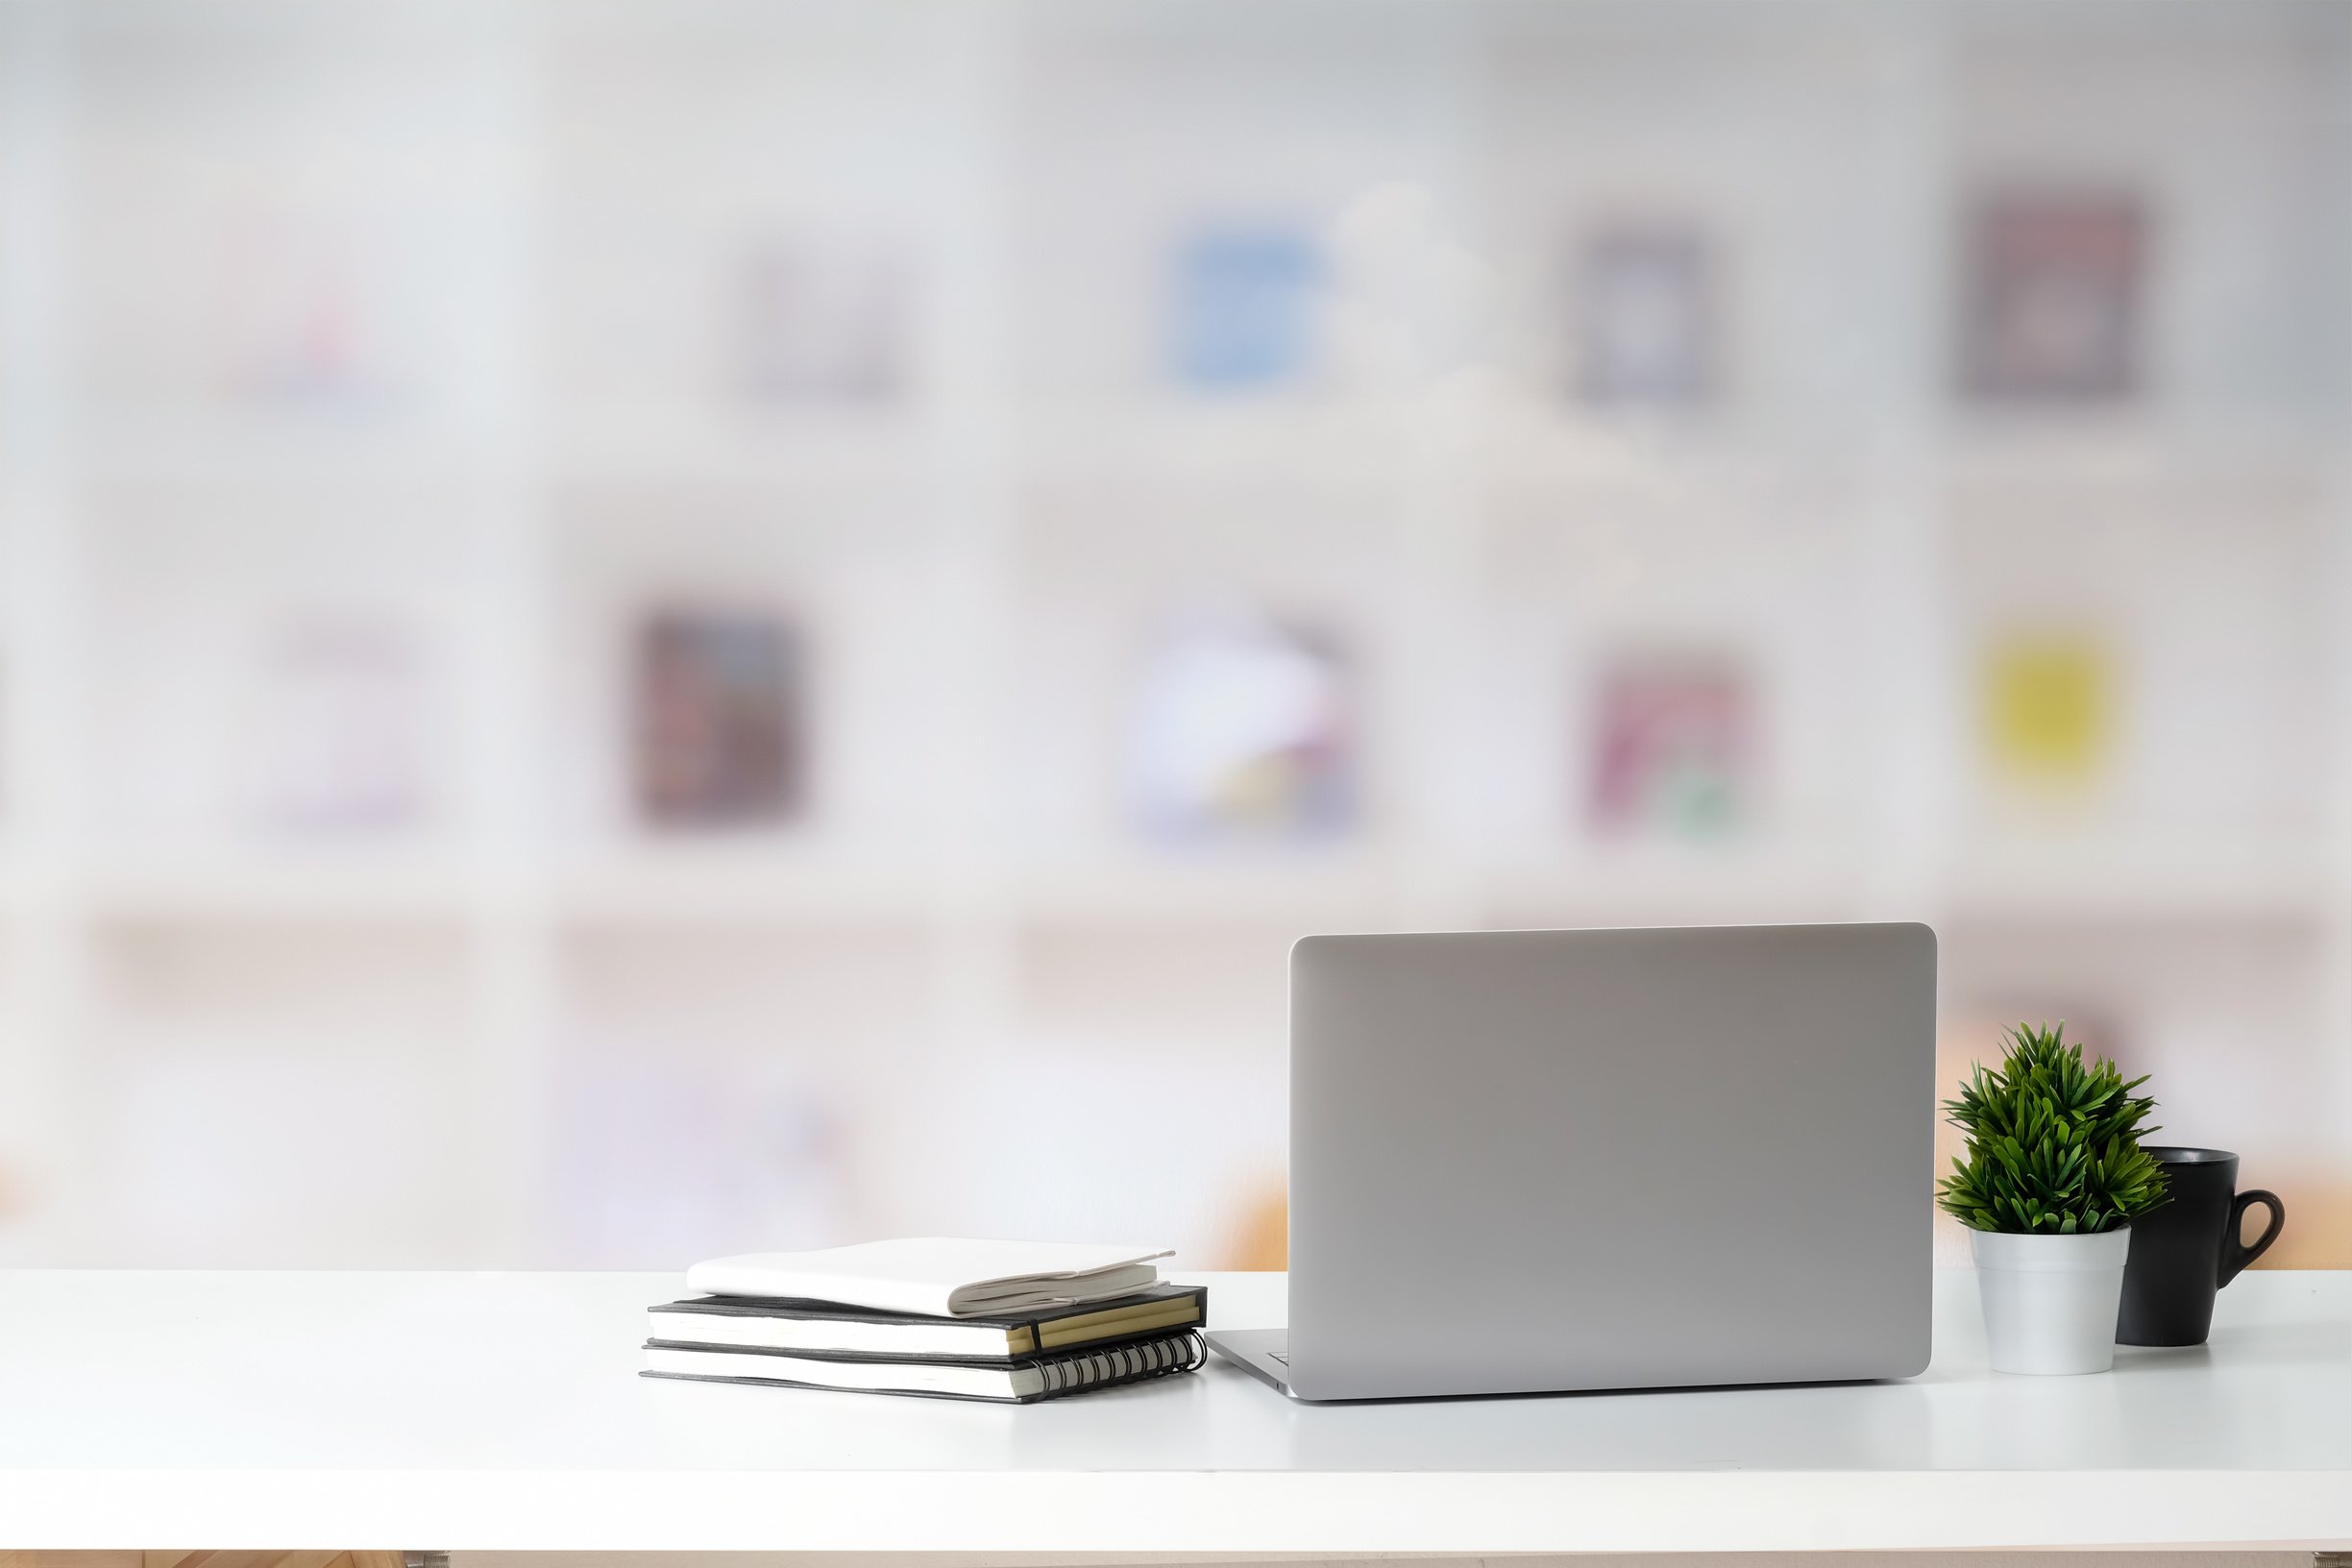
[1937,1022,2169,1375]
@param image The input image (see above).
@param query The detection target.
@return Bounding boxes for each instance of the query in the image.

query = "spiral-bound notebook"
[641,1326,1206,1404]
[647,1282,1206,1361]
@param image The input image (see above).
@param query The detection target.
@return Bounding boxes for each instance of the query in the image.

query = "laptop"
[1208,922,1936,1401]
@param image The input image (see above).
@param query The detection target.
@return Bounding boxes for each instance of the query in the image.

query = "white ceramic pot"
[1971,1226,2132,1375]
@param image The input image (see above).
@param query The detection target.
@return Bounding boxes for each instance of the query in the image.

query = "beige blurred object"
[0,1556,406,1568]
[1931,1019,1987,1269]
[1224,1182,1288,1270]
[2257,1172,2347,1269]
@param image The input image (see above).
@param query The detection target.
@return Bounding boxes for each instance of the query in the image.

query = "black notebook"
[641,1326,1207,1404]
[646,1282,1205,1362]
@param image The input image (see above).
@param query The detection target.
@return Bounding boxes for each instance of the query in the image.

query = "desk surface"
[0,1267,2345,1553]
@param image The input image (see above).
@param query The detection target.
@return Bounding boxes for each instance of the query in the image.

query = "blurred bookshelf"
[0,0,2347,1270]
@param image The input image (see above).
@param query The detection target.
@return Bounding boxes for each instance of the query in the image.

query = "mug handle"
[2220,1189,2285,1285]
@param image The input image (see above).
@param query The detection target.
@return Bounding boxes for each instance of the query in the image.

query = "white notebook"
[686,1237,1174,1318]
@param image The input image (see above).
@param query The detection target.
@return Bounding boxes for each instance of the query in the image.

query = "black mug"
[2116,1146,2284,1347]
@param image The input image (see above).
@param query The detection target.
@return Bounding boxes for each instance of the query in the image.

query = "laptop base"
[1205,1328,1296,1397]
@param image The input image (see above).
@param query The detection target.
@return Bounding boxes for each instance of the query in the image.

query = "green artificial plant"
[1936,1021,2169,1235]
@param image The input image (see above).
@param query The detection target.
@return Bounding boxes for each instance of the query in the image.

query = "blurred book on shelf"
[554,1049,856,1267]
[732,236,914,404]
[1961,190,2146,404]
[632,607,806,830]
[1978,629,2114,793]
[1322,181,1485,391]
[1128,604,1354,843]
[245,612,429,836]
[1167,224,1323,392]
[105,1042,448,1264]
[1585,650,1752,840]
[211,204,393,411]
[1571,216,1719,407]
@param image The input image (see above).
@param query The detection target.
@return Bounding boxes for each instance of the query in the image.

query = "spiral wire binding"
[1033,1328,1207,1396]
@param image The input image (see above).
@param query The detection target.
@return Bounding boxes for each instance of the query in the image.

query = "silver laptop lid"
[1287,922,1935,1400]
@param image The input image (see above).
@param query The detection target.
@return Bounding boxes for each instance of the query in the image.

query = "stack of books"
[641,1238,1208,1405]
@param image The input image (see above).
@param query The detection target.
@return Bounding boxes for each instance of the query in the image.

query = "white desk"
[0,1268,2344,1554]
